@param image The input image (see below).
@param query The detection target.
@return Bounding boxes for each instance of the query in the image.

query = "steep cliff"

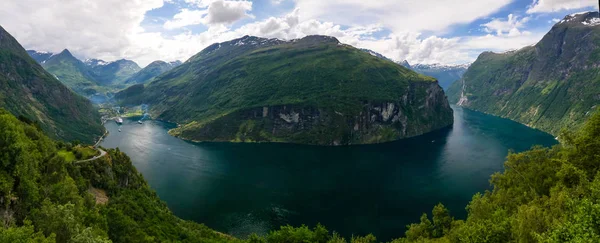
[447,12,600,135]
[0,25,104,143]
[171,82,452,145]
[119,35,453,145]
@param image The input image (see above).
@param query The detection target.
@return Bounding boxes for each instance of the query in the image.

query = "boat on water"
[138,120,143,124]
[115,117,123,125]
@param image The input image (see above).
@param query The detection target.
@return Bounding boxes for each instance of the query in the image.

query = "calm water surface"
[101,106,557,240]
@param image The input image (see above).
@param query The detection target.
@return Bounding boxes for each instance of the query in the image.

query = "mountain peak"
[557,11,600,27]
[298,35,340,44]
[400,60,411,69]
[58,49,73,57]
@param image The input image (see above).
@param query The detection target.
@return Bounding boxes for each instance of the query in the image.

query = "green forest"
[2,103,599,242]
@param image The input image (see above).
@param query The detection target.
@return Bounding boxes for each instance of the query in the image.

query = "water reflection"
[101,106,557,240]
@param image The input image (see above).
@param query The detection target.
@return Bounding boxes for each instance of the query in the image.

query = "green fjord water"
[100,106,557,240]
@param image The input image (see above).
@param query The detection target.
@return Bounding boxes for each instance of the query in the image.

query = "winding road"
[74,148,107,164]
[75,129,109,164]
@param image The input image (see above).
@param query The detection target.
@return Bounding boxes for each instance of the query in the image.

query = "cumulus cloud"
[164,9,208,29]
[164,0,252,29]
[482,14,531,37]
[527,0,597,14]
[203,0,253,25]
[293,0,514,32]
[0,0,164,65]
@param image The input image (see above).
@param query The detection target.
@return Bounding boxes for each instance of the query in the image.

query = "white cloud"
[0,0,164,65]
[527,0,597,13]
[482,14,531,37]
[164,9,208,29]
[165,0,253,29]
[293,0,514,32]
[462,32,544,52]
[203,0,253,25]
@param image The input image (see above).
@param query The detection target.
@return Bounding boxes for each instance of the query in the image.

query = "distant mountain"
[116,35,453,145]
[87,59,141,85]
[27,50,141,102]
[447,11,600,135]
[358,49,467,90]
[124,60,181,85]
[37,49,105,97]
[26,50,53,63]
[410,63,469,90]
[0,25,104,143]
[399,60,411,69]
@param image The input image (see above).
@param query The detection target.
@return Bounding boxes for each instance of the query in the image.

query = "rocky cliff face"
[447,12,600,135]
[120,35,454,145]
[172,82,452,145]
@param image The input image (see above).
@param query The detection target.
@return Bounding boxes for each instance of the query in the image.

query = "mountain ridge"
[447,11,600,135]
[117,35,453,145]
[0,25,104,143]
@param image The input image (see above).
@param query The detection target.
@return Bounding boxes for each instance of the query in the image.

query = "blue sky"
[2,0,598,66]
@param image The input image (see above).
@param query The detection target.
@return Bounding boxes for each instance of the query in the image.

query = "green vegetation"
[0,108,232,242]
[57,150,76,163]
[88,59,141,86]
[447,12,600,136]
[27,51,142,100]
[124,60,179,85]
[0,25,104,144]
[117,36,452,145]
[392,107,600,242]
[41,49,107,96]
[3,75,600,242]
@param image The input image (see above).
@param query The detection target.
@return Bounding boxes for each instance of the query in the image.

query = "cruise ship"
[115,117,123,125]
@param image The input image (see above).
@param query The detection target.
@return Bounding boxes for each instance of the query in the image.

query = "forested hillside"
[117,35,453,145]
[447,12,600,135]
[0,25,103,144]
[0,108,233,242]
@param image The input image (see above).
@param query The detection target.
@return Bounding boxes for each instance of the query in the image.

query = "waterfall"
[457,79,468,106]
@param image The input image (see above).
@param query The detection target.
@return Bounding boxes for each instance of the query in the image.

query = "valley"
[447,12,600,136]
[100,106,557,240]
[0,3,600,243]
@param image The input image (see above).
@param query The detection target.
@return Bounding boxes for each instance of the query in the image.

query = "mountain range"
[360,49,469,90]
[117,35,454,145]
[447,11,600,136]
[27,50,180,102]
[409,63,469,90]
[0,26,103,143]
[124,60,182,84]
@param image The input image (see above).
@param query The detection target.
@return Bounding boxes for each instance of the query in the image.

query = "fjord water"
[100,106,557,240]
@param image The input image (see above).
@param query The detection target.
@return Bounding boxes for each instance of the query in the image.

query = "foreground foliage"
[1,104,598,242]
[394,109,600,242]
[0,109,232,242]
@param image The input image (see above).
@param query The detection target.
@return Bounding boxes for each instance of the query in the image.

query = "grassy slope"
[447,13,600,135]
[0,26,104,143]
[118,36,439,143]
[41,50,108,97]
[124,60,175,85]
[90,60,141,86]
